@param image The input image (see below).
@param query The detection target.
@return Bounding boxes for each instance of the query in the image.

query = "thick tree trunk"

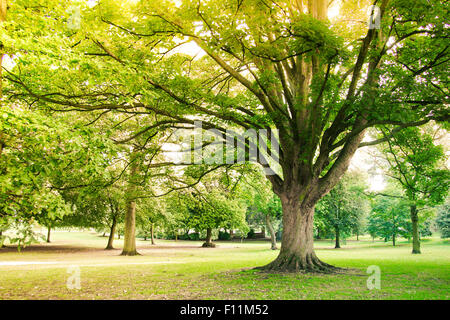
[121,156,139,256]
[410,205,421,254]
[265,214,277,250]
[121,197,138,255]
[105,216,117,250]
[334,227,340,248]
[46,226,51,243]
[151,224,155,245]
[202,228,215,247]
[259,192,335,272]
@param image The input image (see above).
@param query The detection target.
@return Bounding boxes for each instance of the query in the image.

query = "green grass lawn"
[0,231,449,300]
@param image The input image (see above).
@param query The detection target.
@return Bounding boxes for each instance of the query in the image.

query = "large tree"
[4,0,450,271]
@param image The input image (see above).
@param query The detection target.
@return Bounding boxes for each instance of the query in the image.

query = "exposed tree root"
[255,253,344,274]
[120,250,141,256]
[202,242,216,248]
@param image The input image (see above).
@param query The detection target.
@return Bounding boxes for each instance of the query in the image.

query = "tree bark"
[334,226,340,248]
[46,226,51,243]
[151,223,155,245]
[121,154,139,256]
[0,0,7,156]
[410,205,421,254]
[105,215,117,250]
[202,228,215,247]
[121,197,138,255]
[265,214,278,250]
[259,191,335,272]
[0,230,5,248]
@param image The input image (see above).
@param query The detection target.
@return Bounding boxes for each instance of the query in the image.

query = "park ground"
[0,231,449,300]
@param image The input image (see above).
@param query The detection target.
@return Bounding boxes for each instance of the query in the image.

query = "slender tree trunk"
[392,233,396,246]
[0,230,5,248]
[0,0,7,156]
[265,214,277,250]
[334,227,340,248]
[151,224,155,245]
[46,226,51,243]
[356,230,359,241]
[259,191,334,272]
[410,204,421,254]
[105,215,117,250]
[202,228,215,247]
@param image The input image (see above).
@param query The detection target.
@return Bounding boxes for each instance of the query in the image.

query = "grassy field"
[0,231,448,300]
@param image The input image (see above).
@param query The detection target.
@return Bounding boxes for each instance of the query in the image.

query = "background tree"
[136,197,168,245]
[167,166,249,247]
[61,184,124,250]
[241,169,282,250]
[315,171,370,248]
[435,198,450,238]
[376,126,449,253]
[368,192,411,246]
[0,105,115,248]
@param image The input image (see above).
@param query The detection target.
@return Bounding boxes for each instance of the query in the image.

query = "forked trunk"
[259,192,335,272]
[410,205,421,254]
[105,216,117,250]
[265,214,277,250]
